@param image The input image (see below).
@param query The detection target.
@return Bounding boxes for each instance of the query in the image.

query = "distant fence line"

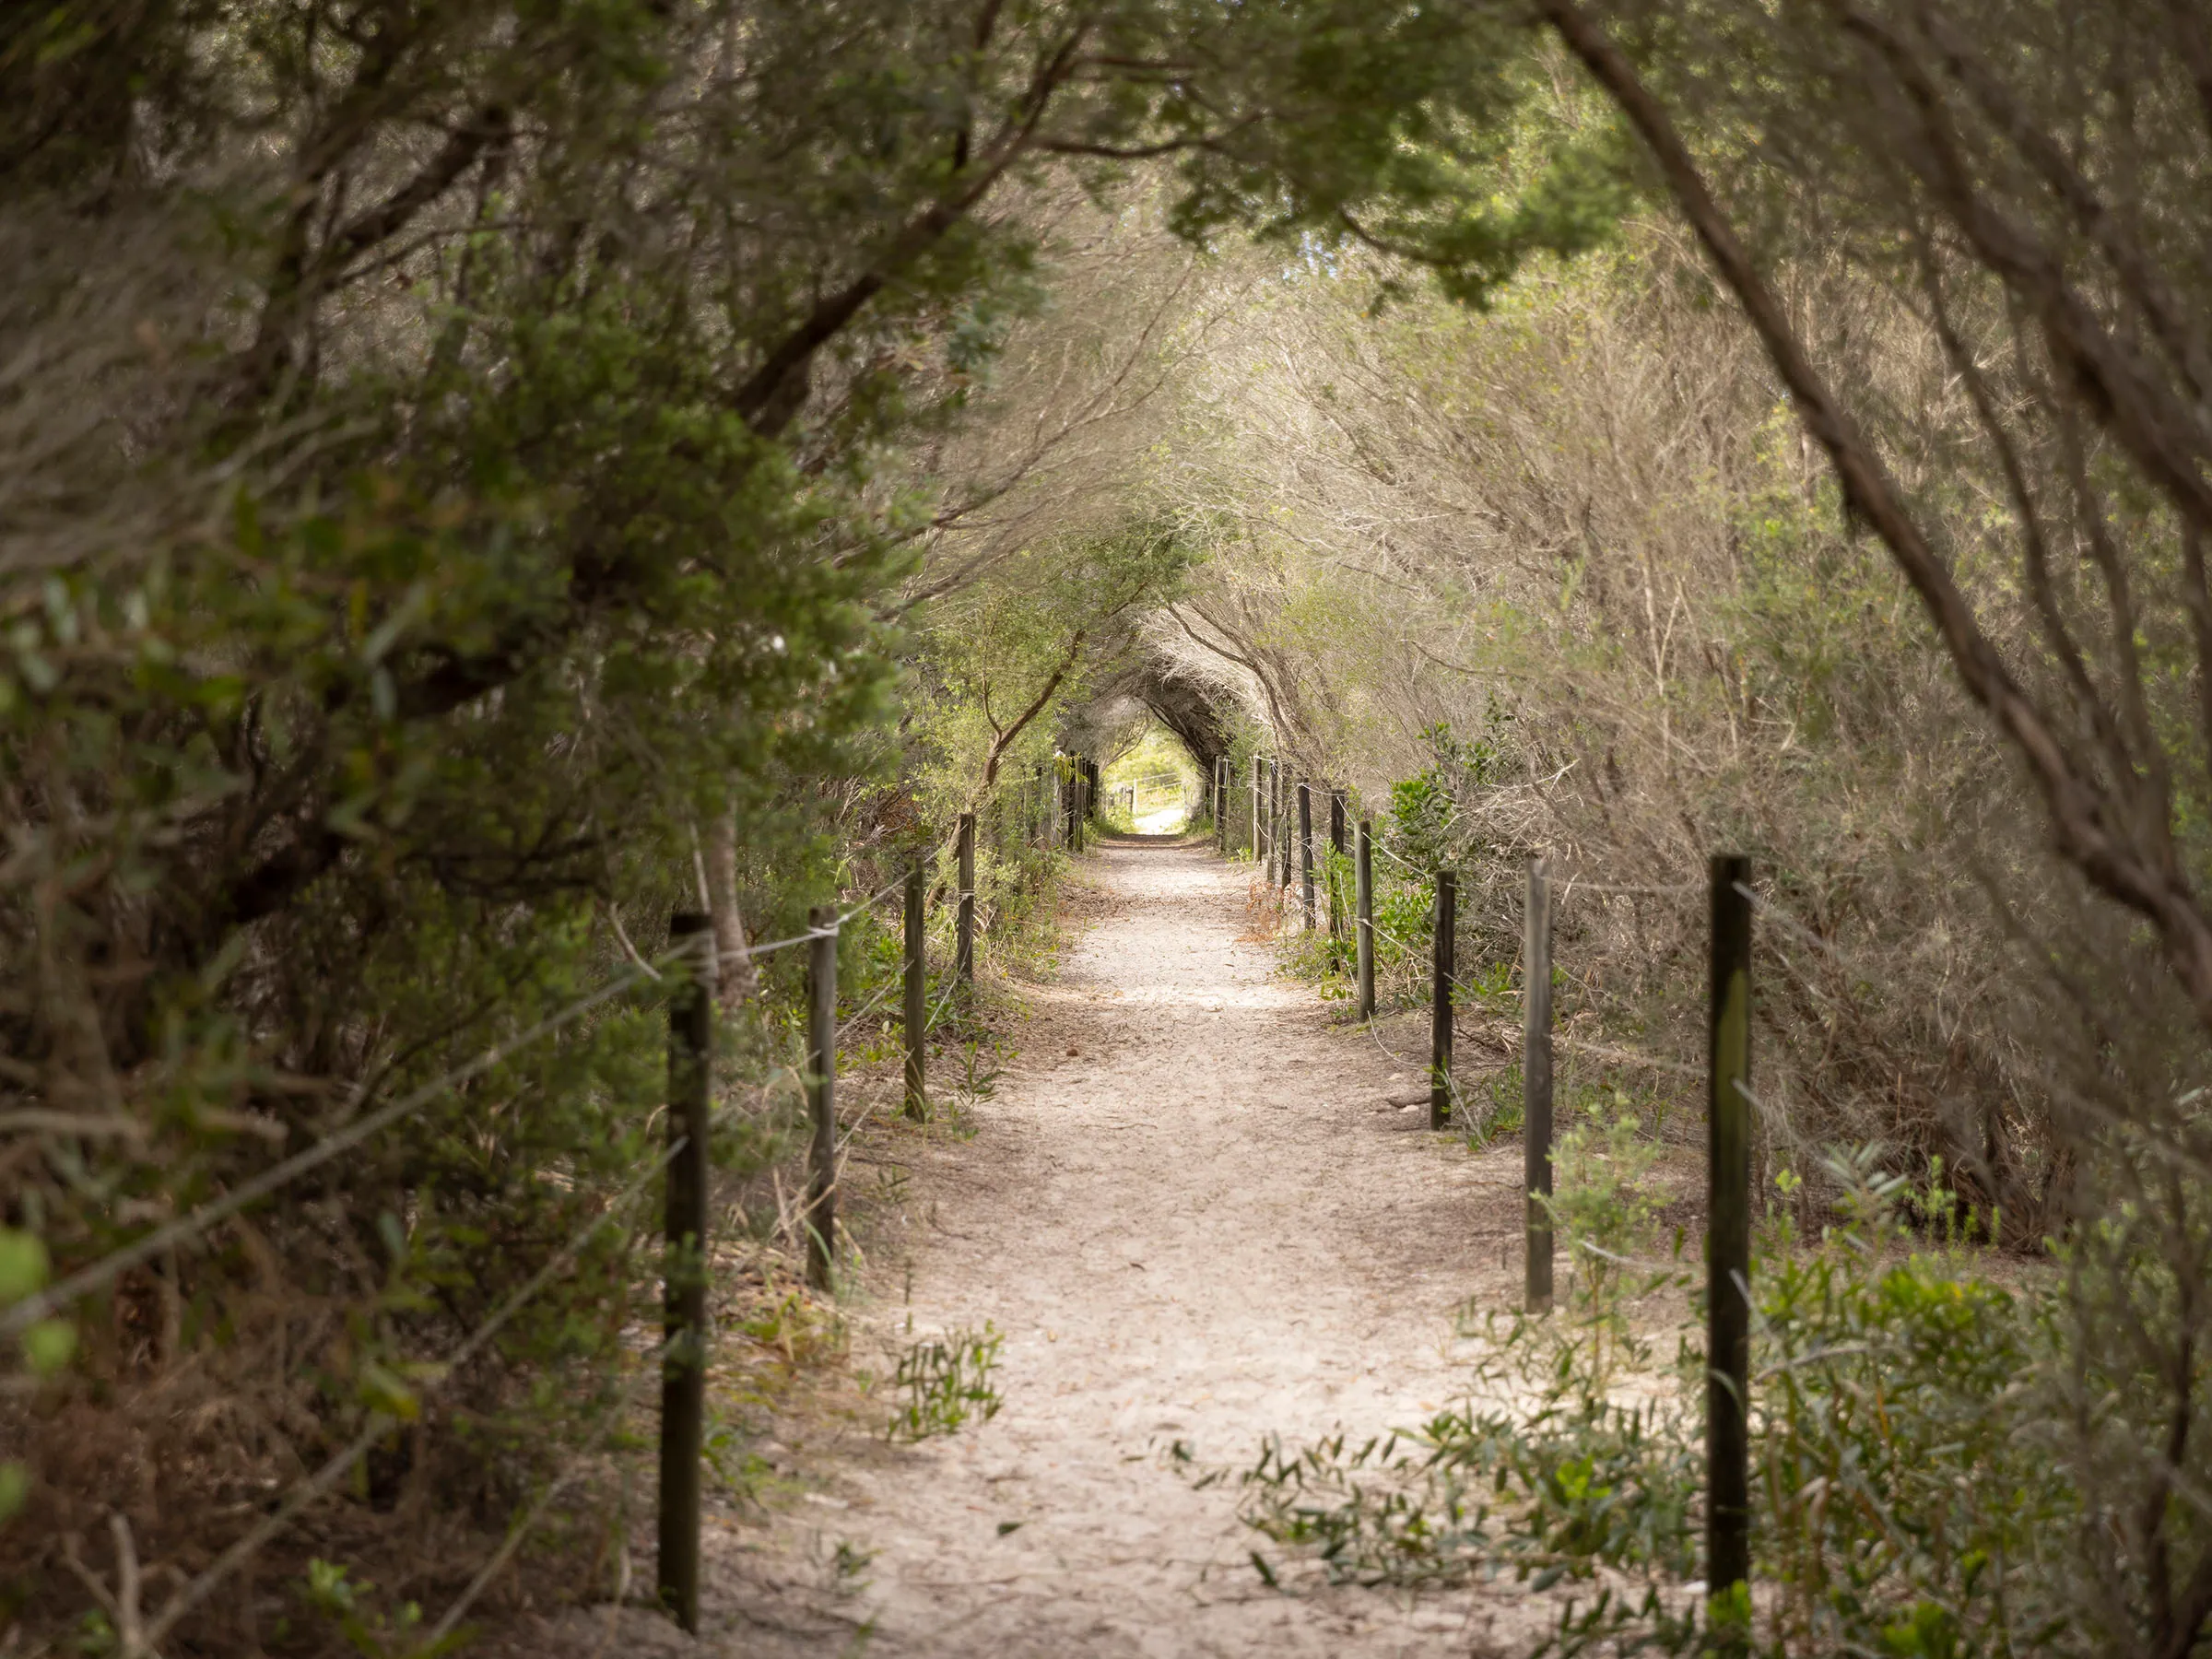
[33,745,1119,1647]
[1205,750,1759,1616]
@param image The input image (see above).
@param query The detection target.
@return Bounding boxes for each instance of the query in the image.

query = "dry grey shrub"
[5,10,1262,1647]
[1139,7,2212,1630]
[888,186,1247,611]
[1140,231,2065,1234]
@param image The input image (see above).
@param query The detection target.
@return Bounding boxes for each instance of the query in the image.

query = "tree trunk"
[706,806,759,1008]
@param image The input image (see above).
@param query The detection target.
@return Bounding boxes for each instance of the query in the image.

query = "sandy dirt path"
[554,837,1549,1657]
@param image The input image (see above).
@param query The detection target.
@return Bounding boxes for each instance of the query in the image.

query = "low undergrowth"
[1230,1147,2146,1657]
[885,1324,1004,1443]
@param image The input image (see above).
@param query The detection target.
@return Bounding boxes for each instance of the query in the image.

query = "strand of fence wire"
[1,947,701,1340]
[834,976,900,1041]
[1570,1235,1688,1276]
[418,1321,679,1651]
[34,819,1032,1337]
[921,959,971,1040]
[737,869,914,960]
[1361,912,1698,1084]
[1733,879,1862,969]
[1551,874,1703,899]
[1363,834,1700,903]
[420,1468,583,1652]
[1728,879,1933,1029]
[133,1137,686,1653]
[1369,837,1430,881]
[1552,1034,1701,1077]
[1364,912,1495,1015]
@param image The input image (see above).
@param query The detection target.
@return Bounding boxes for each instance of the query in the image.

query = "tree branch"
[733,27,1089,435]
[982,631,1083,789]
[1540,0,2212,1030]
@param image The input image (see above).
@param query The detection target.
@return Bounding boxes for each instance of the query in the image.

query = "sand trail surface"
[548,838,1544,1657]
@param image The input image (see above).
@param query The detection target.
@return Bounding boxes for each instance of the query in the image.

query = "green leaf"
[0,1230,49,1305]
[22,1319,76,1376]
[0,1462,29,1524]
[358,1360,420,1421]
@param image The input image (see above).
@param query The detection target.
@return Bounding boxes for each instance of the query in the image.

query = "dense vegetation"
[6,0,2212,1654]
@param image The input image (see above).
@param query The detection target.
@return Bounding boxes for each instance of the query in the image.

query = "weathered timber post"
[1524,857,1555,1313]
[1259,760,1272,877]
[1258,759,1272,870]
[1356,819,1375,1021]
[903,863,926,1120]
[1250,758,1263,861]
[1707,854,1754,1623]
[1298,782,1316,930]
[659,912,713,1632]
[1430,869,1456,1131]
[1274,767,1290,895]
[956,813,976,985]
[806,906,838,1291]
[1328,789,1347,938]
[1217,759,1229,851]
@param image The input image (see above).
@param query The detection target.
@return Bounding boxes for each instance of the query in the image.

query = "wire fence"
[1226,773,1912,1144]
[19,749,1112,1653]
[1203,785,1775,1580]
[1218,762,1735,1134]
[113,1136,688,1655]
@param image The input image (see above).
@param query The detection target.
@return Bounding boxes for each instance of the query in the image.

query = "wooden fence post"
[1250,757,1262,861]
[956,813,976,985]
[1707,854,1754,1620]
[1328,790,1347,938]
[806,906,838,1291]
[1298,782,1315,930]
[1259,759,1272,877]
[1274,767,1290,895]
[1217,759,1229,851]
[1430,869,1456,1131]
[659,912,712,1632]
[903,863,926,1120]
[1257,758,1271,870]
[1356,819,1375,1021]
[1524,857,1554,1314]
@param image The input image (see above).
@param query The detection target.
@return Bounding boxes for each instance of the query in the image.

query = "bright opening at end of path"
[1101,722,1201,836]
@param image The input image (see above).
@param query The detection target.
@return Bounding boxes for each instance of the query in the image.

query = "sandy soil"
[541,836,1559,1658]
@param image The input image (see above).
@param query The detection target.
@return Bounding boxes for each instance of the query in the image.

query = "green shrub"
[886,1325,1004,1443]
[1235,1148,2103,1655]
